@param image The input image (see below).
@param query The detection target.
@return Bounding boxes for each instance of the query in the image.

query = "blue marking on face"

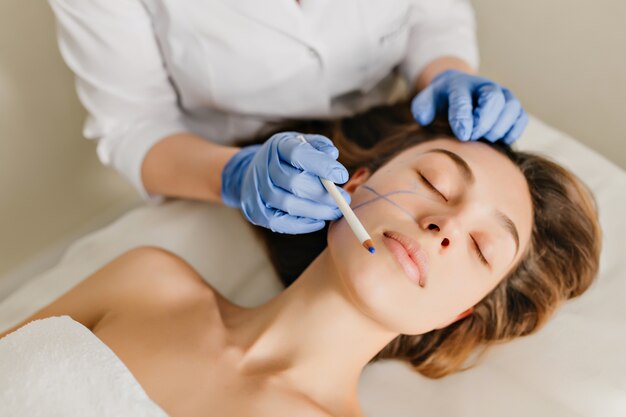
[351,184,419,220]
[352,184,436,220]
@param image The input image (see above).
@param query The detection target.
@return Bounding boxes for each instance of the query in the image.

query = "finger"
[483,89,522,142]
[241,194,327,234]
[411,85,437,126]
[258,159,344,219]
[262,184,344,220]
[470,84,506,140]
[277,135,349,184]
[502,109,529,144]
[267,210,327,234]
[447,80,474,141]
[301,134,340,160]
[272,163,350,207]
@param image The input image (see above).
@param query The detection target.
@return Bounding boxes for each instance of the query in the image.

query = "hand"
[221,132,351,234]
[411,69,529,144]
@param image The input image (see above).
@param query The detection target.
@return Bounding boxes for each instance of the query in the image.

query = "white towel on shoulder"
[0,316,169,417]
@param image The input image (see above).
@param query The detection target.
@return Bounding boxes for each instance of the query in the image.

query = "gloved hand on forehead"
[221,131,351,234]
[411,69,529,144]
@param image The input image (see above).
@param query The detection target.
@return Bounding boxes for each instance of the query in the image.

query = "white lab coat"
[48,0,479,201]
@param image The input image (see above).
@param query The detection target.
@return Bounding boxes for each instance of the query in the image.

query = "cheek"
[349,170,441,215]
[328,218,396,300]
[327,220,422,332]
[328,218,465,335]
[360,168,411,194]
[424,261,501,319]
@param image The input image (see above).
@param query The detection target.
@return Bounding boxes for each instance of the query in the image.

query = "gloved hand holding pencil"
[221,131,352,234]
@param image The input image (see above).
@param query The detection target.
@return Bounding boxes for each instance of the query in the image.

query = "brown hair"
[241,102,602,379]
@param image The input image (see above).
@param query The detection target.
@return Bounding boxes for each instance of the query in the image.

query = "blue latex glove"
[221,131,351,234]
[411,69,529,144]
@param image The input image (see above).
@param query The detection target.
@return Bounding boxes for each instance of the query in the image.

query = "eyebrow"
[423,148,520,257]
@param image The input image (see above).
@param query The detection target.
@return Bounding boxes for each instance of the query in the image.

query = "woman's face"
[327,138,533,335]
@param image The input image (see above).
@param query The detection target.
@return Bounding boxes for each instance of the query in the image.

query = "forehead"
[387,138,519,178]
[385,138,534,260]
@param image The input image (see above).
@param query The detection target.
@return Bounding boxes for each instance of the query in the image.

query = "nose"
[427,223,450,247]
[422,217,459,248]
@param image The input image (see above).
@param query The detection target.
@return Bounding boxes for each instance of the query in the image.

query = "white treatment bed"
[1,115,625,416]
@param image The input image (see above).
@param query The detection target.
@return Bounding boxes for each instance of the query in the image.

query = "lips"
[382,231,429,287]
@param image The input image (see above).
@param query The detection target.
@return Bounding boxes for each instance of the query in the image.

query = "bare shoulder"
[0,246,218,339]
[108,246,216,302]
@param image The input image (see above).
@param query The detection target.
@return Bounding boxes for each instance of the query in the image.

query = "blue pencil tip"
[368,247,376,254]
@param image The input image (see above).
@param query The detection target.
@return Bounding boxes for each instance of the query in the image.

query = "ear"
[342,167,372,195]
[433,307,474,330]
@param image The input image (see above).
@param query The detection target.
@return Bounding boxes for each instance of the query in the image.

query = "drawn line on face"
[351,185,419,220]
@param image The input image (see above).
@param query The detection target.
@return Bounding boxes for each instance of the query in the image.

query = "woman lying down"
[0,103,601,417]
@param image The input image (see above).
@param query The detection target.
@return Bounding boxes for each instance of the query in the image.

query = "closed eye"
[471,236,489,267]
[417,172,448,202]
[418,171,489,268]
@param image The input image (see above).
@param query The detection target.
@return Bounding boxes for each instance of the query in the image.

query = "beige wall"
[0,0,625,280]
[472,0,626,167]
[0,0,139,280]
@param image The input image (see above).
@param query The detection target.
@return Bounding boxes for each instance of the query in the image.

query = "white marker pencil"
[297,135,375,254]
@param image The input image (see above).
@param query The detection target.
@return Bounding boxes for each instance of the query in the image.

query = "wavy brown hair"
[240,102,602,379]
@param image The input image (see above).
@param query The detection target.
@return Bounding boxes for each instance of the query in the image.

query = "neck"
[220,249,397,413]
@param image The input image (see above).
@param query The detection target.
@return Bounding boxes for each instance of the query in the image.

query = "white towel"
[0,316,169,417]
